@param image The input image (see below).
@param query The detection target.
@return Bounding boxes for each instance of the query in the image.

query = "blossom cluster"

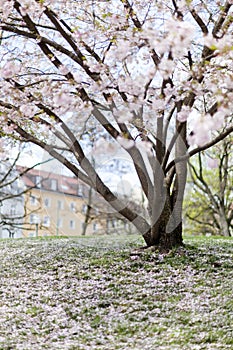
[0,0,232,152]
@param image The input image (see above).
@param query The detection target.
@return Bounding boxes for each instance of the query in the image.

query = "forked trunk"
[141,121,187,251]
[146,193,184,251]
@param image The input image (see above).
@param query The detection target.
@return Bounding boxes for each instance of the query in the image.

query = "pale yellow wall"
[22,188,103,237]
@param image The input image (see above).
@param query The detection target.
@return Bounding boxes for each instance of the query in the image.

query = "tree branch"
[166,125,233,173]
[212,1,232,38]
[190,8,208,34]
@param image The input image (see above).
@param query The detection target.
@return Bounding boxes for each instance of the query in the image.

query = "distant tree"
[184,136,233,237]
[0,1,233,250]
[81,189,142,236]
[0,141,51,237]
[0,144,31,237]
[0,153,23,237]
[81,185,94,236]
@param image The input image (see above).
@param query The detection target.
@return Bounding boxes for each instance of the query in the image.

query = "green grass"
[0,234,232,349]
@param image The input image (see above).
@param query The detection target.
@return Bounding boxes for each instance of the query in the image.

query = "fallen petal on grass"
[0,234,232,349]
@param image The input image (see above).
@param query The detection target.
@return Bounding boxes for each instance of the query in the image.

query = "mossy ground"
[0,234,232,349]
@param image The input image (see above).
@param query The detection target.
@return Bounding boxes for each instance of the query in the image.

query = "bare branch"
[121,0,142,28]
[166,125,233,173]
[212,1,232,38]
[190,8,208,34]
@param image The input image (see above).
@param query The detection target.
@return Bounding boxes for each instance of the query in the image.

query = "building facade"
[20,168,101,237]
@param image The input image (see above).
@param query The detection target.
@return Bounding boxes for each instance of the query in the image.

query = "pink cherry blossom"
[59,65,70,76]
[0,61,20,79]
[0,0,13,19]
[177,107,191,122]
[20,104,37,117]
[136,140,153,155]
[53,92,73,107]
[207,157,219,169]
[187,112,215,146]
[117,136,134,149]
[158,59,176,79]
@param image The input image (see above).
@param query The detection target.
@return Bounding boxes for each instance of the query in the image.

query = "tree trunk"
[81,187,93,236]
[218,208,231,237]
[147,121,187,251]
[149,192,184,251]
[81,220,88,236]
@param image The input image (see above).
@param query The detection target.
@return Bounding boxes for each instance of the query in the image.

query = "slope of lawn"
[0,234,232,350]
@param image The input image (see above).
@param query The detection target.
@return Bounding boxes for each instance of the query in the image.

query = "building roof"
[16,166,143,220]
[17,166,83,197]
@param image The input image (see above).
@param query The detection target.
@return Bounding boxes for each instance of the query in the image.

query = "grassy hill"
[0,235,232,349]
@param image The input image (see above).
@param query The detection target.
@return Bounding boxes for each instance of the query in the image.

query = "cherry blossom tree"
[0,0,233,250]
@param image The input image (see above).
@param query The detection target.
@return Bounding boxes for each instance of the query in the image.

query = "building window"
[57,218,63,228]
[43,216,50,227]
[82,204,87,214]
[78,184,83,197]
[70,202,76,212]
[44,197,51,208]
[51,179,57,191]
[35,176,42,188]
[30,195,37,206]
[29,214,40,225]
[107,218,111,230]
[30,214,35,224]
[57,200,63,210]
[69,220,75,229]
[10,205,16,216]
